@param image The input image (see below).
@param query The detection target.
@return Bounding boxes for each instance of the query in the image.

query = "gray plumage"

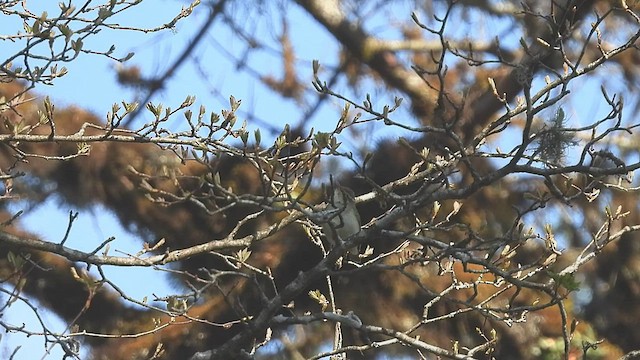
[322,183,361,251]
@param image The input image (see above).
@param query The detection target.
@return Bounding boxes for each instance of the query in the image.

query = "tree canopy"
[1,1,640,359]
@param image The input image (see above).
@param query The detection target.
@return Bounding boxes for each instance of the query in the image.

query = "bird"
[322,182,362,257]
